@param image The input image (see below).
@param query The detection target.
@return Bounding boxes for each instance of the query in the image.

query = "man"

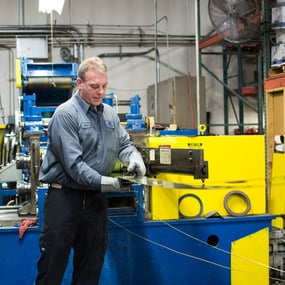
[36,57,146,285]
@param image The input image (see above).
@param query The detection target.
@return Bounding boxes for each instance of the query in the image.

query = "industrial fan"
[208,0,261,43]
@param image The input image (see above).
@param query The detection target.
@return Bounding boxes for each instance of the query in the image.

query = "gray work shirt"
[39,91,137,190]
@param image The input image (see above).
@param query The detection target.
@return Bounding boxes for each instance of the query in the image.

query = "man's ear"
[76,77,82,88]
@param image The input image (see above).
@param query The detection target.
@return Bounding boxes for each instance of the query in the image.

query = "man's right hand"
[101,176,121,192]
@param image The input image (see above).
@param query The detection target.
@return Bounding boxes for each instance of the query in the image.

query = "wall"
[0,0,260,134]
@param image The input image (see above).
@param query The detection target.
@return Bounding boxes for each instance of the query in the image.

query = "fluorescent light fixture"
[39,0,65,15]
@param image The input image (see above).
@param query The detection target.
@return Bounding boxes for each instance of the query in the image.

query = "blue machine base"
[0,213,273,285]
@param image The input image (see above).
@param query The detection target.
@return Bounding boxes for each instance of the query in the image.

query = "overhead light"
[39,0,65,15]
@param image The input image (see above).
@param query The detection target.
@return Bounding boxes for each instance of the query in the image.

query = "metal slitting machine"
[0,58,275,285]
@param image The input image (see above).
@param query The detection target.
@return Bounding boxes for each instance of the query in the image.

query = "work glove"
[101,176,121,192]
[127,152,146,176]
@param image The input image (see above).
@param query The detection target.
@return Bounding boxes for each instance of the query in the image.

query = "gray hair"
[77,57,107,80]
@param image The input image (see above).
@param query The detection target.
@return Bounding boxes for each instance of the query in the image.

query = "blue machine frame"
[0,183,274,285]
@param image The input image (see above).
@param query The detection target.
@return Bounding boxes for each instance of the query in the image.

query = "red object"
[241,86,258,97]
[264,74,285,90]
[199,33,223,50]
[19,218,38,239]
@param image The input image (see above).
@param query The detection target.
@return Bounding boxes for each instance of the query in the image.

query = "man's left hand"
[127,152,146,176]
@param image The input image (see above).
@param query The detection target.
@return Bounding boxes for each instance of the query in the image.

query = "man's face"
[76,70,108,106]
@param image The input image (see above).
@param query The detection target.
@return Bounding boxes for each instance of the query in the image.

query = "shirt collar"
[74,92,104,114]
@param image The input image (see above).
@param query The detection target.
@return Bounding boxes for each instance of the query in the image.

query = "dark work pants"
[36,186,108,285]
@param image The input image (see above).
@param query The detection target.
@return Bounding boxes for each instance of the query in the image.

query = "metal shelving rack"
[197,0,271,135]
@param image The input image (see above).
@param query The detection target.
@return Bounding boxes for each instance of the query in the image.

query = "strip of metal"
[117,175,262,191]
[118,175,206,189]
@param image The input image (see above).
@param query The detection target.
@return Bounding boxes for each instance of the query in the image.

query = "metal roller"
[26,77,74,89]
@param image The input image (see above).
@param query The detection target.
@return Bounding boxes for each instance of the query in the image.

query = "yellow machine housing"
[145,135,266,220]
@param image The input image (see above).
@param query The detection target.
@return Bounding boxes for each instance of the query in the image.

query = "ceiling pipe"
[98,47,158,59]
[0,24,83,39]
[0,25,195,48]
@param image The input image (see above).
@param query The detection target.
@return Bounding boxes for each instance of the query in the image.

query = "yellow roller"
[26,77,74,89]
